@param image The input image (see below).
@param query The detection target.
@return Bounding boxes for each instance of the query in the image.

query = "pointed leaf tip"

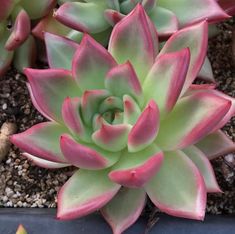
[128,100,160,152]
[109,4,158,82]
[72,34,116,91]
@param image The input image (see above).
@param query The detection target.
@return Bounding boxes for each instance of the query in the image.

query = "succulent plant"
[54,0,229,41]
[11,5,235,234]
[217,0,235,15]
[0,0,56,76]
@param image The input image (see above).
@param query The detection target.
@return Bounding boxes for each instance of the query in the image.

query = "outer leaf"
[128,100,160,152]
[160,21,208,94]
[149,6,178,38]
[109,145,163,188]
[10,122,68,163]
[196,130,235,160]
[13,35,36,72]
[5,9,30,51]
[72,34,116,91]
[143,48,190,116]
[158,0,229,26]
[108,4,158,83]
[55,2,109,33]
[22,153,70,169]
[101,188,146,234]
[60,134,120,169]
[92,123,132,152]
[145,150,206,220]
[20,0,56,19]
[183,146,221,193]
[45,33,79,70]
[155,92,231,151]
[105,61,142,102]
[24,68,81,122]
[57,169,121,220]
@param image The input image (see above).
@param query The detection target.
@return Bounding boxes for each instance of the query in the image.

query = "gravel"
[0,19,234,214]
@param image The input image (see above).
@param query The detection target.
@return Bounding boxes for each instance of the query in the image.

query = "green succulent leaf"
[57,169,121,220]
[155,92,231,151]
[108,4,158,83]
[149,6,178,37]
[145,150,206,220]
[183,146,221,193]
[109,144,163,188]
[55,2,110,33]
[20,0,56,19]
[25,68,81,122]
[13,35,36,73]
[101,187,146,234]
[45,32,79,70]
[10,122,68,163]
[196,130,235,160]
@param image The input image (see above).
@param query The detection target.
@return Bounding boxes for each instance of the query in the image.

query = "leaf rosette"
[11,5,235,234]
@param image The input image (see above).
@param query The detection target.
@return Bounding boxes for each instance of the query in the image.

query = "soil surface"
[0,20,234,217]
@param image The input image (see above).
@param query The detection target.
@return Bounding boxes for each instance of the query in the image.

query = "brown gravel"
[0,19,234,214]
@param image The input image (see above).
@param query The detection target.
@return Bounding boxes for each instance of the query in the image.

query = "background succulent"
[54,0,229,40]
[11,5,235,234]
[0,0,56,76]
[16,224,27,234]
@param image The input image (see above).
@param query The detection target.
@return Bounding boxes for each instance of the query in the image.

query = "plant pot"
[0,208,234,234]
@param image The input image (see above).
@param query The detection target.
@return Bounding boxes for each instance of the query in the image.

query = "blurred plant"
[217,0,235,15]
[0,0,56,76]
[16,224,27,234]
[11,5,235,234]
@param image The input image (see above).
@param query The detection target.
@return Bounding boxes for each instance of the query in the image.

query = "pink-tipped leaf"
[25,68,81,122]
[197,57,215,83]
[62,97,90,142]
[57,169,121,220]
[101,188,146,234]
[123,95,141,125]
[196,130,235,160]
[92,123,132,152]
[155,92,231,151]
[72,34,117,91]
[145,150,206,220]
[109,145,163,188]
[160,21,208,94]
[143,48,190,116]
[128,100,160,152]
[60,134,120,169]
[183,146,221,193]
[108,4,158,83]
[5,9,30,51]
[10,122,68,163]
